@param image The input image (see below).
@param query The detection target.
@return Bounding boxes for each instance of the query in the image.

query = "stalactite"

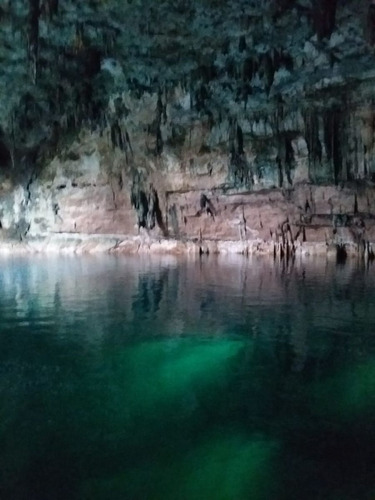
[273,49,293,72]
[195,84,209,111]
[156,127,163,156]
[277,156,283,188]
[243,57,256,82]
[313,0,338,40]
[260,54,275,94]
[74,22,85,54]
[229,120,252,187]
[367,1,375,45]
[155,91,164,156]
[323,110,342,184]
[131,184,167,234]
[110,122,124,150]
[276,135,294,187]
[28,0,40,83]
[41,0,58,20]
[10,112,16,169]
[304,110,322,179]
[285,138,294,171]
[237,125,244,155]
[354,194,358,214]
[131,188,149,228]
[271,0,297,19]
[238,35,246,52]
[363,144,368,177]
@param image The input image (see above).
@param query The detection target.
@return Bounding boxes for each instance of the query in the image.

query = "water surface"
[0,255,375,499]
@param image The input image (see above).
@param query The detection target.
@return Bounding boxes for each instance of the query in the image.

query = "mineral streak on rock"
[0,0,375,258]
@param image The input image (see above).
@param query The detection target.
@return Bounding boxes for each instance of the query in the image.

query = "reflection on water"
[0,255,375,499]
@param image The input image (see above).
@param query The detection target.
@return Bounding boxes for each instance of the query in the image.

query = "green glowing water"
[0,255,374,499]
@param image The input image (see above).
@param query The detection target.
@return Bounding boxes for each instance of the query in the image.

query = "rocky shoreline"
[0,232,373,263]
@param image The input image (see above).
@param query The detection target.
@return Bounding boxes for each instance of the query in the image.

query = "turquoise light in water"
[0,255,375,500]
[83,431,279,500]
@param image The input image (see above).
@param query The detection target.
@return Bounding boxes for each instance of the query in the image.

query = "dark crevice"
[313,0,338,40]
[336,244,347,264]
[154,92,165,156]
[0,140,11,168]
[26,174,35,203]
[237,125,244,155]
[131,184,167,235]
[277,156,283,188]
[131,188,149,228]
[199,194,216,218]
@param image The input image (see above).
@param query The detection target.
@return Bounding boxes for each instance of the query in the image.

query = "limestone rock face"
[1,0,375,256]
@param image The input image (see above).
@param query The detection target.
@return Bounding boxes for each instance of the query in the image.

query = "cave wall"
[1,0,375,256]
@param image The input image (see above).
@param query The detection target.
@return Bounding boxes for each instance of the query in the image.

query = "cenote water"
[0,255,375,500]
